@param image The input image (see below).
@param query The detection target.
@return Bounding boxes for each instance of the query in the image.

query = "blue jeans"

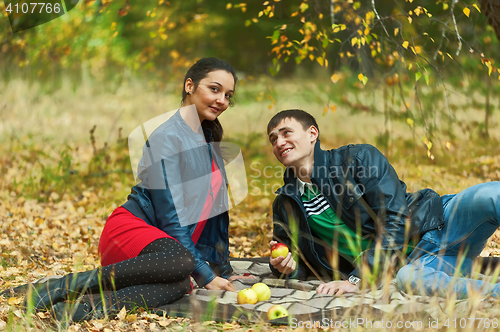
[396,182,500,299]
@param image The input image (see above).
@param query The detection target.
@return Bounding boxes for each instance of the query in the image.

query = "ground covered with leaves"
[1,78,500,331]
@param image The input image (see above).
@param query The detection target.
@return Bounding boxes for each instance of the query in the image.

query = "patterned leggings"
[91,237,194,310]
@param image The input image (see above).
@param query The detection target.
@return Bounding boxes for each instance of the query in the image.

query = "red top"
[191,159,223,244]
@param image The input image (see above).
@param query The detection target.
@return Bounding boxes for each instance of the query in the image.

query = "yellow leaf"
[331,73,340,83]
[394,28,399,36]
[463,7,470,17]
[358,73,364,81]
[407,118,414,127]
[158,319,171,327]
[330,105,337,112]
[443,3,449,10]
[323,107,328,115]
[351,37,358,46]
[473,4,481,12]
[316,57,324,66]
[226,3,232,9]
[127,314,138,323]
[408,16,412,24]
[8,297,23,305]
[37,312,49,319]
[117,306,127,321]
[402,41,409,49]
[447,53,453,59]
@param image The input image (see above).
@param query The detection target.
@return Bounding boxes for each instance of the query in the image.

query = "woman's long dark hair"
[181,57,238,144]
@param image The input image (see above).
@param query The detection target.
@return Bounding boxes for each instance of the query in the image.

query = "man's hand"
[316,280,360,296]
[205,276,236,291]
[269,241,296,274]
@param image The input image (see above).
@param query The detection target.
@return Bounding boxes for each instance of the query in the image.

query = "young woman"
[1,57,241,321]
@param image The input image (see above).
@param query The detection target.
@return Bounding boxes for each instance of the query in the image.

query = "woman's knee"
[175,243,195,275]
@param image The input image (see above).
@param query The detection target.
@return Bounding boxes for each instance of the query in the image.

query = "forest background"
[1,0,500,330]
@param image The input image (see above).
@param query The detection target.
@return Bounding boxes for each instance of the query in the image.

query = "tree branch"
[450,0,463,56]
[330,0,335,26]
[372,0,390,37]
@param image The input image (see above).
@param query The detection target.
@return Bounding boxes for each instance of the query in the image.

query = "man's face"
[268,117,318,169]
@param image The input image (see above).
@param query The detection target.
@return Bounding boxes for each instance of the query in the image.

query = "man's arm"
[348,145,412,281]
[269,196,300,279]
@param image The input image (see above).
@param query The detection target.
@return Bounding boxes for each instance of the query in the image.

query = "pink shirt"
[191,159,222,244]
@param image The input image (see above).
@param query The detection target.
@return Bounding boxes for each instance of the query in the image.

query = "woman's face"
[184,70,235,123]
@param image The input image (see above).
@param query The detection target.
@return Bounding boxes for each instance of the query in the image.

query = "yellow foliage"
[331,73,340,83]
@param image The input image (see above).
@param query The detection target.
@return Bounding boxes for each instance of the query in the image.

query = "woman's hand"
[269,241,296,274]
[316,280,359,296]
[204,276,236,291]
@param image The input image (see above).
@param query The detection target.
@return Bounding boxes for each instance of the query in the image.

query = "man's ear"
[309,125,319,142]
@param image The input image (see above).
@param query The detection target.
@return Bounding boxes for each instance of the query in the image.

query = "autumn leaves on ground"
[1,77,500,331]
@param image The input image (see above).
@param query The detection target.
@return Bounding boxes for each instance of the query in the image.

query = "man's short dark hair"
[267,109,320,138]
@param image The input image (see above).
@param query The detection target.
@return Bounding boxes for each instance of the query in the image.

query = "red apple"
[237,288,258,304]
[267,304,288,320]
[251,282,271,301]
[271,243,289,259]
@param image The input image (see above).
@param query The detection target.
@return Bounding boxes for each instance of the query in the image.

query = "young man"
[267,109,500,298]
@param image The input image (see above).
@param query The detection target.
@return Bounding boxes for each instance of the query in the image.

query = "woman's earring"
[187,92,191,95]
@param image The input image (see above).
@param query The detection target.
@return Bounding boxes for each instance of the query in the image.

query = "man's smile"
[281,148,293,156]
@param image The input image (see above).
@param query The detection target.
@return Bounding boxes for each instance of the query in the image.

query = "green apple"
[236,288,258,304]
[267,304,289,320]
[271,243,289,259]
[251,282,271,301]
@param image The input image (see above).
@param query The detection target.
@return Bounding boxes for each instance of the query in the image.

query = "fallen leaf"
[117,306,127,321]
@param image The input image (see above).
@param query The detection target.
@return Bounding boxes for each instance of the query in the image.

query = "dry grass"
[1,76,500,331]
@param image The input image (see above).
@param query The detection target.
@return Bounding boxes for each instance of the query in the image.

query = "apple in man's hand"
[237,288,258,304]
[271,243,289,259]
[251,282,271,301]
[267,304,289,320]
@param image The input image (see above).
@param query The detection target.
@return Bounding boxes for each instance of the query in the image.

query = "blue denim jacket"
[122,110,233,287]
